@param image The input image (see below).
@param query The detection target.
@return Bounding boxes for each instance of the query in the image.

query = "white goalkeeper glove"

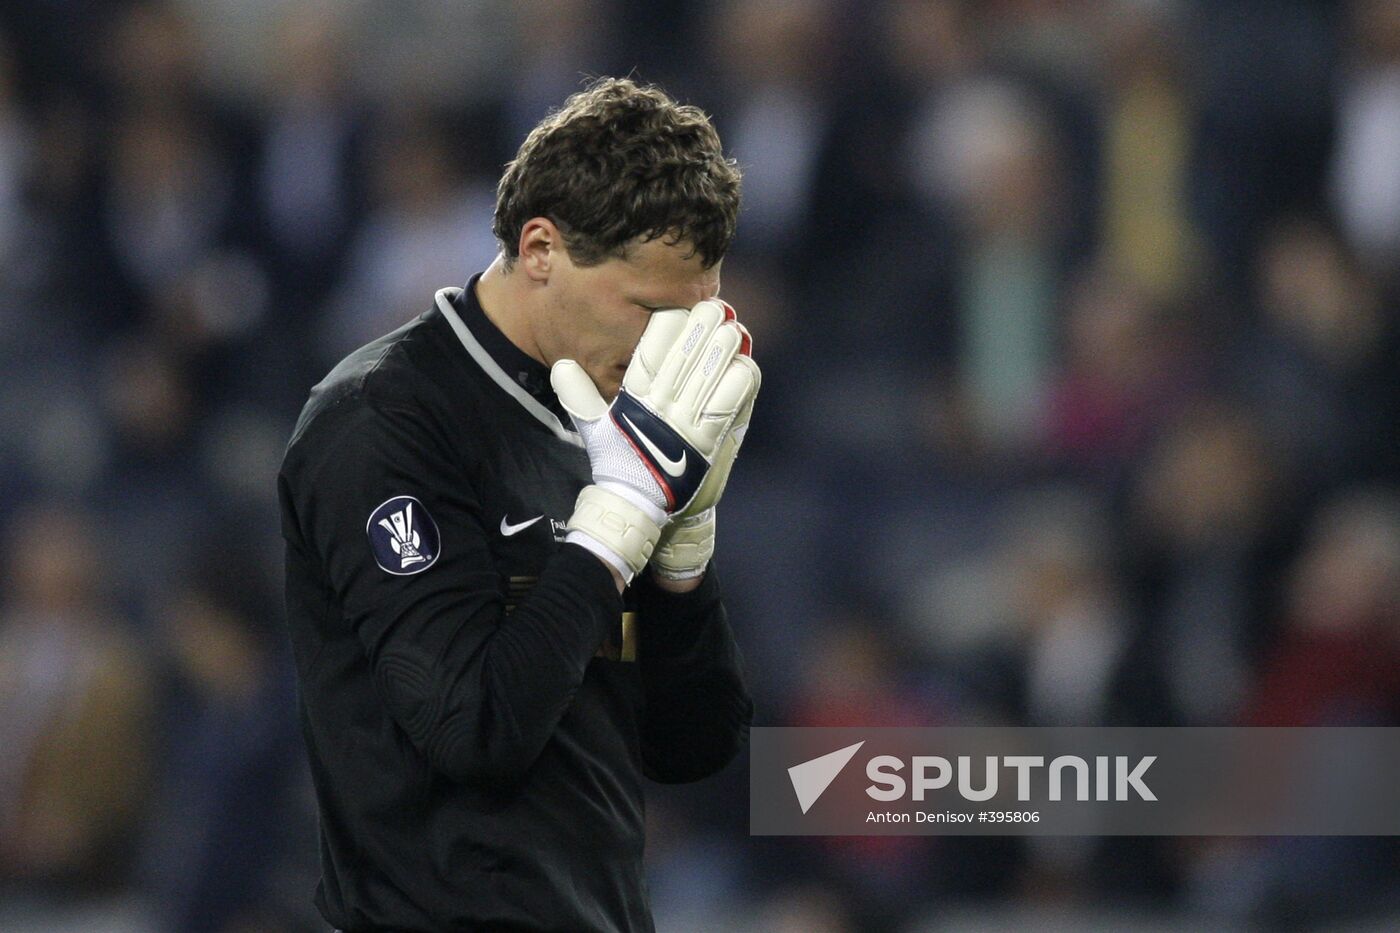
[650,307,757,581]
[552,299,760,582]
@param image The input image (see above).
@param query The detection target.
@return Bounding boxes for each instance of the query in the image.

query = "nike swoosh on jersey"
[500,515,544,536]
[621,414,687,477]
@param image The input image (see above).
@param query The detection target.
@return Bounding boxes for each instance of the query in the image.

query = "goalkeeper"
[278,77,758,932]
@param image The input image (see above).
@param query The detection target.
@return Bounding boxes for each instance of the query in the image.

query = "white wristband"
[566,530,637,583]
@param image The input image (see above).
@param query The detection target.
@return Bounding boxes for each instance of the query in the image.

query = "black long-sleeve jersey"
[278,278,753,932]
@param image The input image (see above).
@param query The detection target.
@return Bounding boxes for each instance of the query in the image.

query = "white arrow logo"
[788,741,864,814]
[621,414,687,477]
[500,515,544,536]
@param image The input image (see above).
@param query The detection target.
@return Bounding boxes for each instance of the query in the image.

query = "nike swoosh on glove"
[552,299,761,581]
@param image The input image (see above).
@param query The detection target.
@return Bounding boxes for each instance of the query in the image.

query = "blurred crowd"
[1,1,1398,931]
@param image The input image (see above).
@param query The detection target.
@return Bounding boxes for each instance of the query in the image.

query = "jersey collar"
[436,281,583,447]
[456,276,556,400]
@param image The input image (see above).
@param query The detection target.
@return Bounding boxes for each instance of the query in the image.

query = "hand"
[650,311,757,582]
[552,300,760,582]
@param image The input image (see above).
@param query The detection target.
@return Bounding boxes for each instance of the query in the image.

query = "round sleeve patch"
[366,495,441,575]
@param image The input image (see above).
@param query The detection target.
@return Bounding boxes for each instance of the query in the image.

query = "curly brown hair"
[494,77,741,270]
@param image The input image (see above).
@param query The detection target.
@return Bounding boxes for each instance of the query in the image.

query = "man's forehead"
[623,237,721,294]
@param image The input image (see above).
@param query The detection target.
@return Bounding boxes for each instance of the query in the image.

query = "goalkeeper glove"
[552,299,760,582]
[651,308,756,580]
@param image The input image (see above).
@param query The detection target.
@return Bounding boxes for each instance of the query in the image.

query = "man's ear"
[517,218,562,283]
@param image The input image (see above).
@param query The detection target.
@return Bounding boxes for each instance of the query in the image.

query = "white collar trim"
[435,287,583,448]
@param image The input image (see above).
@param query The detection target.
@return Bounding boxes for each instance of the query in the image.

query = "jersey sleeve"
[633,567,754,783]
[281,395,622,786]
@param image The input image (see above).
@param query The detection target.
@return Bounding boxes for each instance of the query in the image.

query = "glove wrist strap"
[651,509,715,580]
[566,484,663,581]
[595,480,668,526]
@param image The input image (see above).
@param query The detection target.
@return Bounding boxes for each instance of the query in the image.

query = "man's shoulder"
[285,305,468,462]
